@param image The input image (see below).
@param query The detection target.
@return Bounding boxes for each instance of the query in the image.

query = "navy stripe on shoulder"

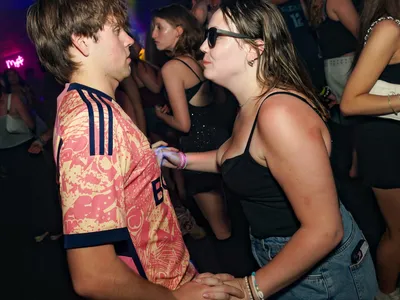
[89,92,105,155]
[77,89,96,156]
[97,96,114,156]
[64,228,130,249]
[68,83,113,102]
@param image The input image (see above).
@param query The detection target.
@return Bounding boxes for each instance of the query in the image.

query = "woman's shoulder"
[162,56,200,74]
[258,90,321,124]
[366,17,400,41]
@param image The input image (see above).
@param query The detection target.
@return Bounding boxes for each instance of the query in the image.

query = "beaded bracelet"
[250,272,265,300]
[244,276,255,300]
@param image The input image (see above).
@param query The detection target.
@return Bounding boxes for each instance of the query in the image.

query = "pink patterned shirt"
[53,83,196,289]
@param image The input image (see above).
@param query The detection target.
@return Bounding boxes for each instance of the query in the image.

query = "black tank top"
[221,92,322,239]
[379,63,400,84]
[173,58,207,101]
[317,0,360,59]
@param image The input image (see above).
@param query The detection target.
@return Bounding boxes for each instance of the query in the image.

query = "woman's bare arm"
[327,0,359,37]
[341,21,400,116]
[120,76,147,135]
[137,61,163,94]
[157,60,191,133]
[253,96,343,297]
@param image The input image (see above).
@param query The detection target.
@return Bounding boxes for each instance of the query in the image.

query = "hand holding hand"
[194,275,249,300]
[173,279,245,300]
[151,140,180,167]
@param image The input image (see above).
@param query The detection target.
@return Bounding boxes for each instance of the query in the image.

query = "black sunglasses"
[205,27,252,48]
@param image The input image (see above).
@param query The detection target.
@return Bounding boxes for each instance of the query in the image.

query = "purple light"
[6,55,24,69]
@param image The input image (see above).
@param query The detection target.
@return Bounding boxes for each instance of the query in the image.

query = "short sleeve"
[58,110,129,249]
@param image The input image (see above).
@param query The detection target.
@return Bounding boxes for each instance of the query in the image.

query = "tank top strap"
[244,91,315,152]
[173,58,202,82]
[364,16,400,45]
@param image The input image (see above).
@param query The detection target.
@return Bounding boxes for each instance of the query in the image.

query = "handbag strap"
[364,16,400,45]
[7,94,11,113]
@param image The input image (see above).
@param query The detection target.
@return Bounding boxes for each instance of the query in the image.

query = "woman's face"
[7,70,19,85]
[152,17,180,52]
[200,9,249,87]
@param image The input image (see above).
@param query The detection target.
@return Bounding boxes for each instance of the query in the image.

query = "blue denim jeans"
[250,204,378,300]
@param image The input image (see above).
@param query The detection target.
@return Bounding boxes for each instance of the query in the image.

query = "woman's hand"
[159,149,183,169]
[28,139,44,154]
[155,104,170,118]
[151,140,180,168]
[172,280,244,300]
[194,274,248,300]
[194,273,236,285]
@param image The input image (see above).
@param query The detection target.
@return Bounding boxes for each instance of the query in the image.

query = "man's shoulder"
[57,89,93,129]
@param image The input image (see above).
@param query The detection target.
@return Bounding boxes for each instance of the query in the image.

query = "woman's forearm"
[255,226,343,297]
[158,114,190,133]
[341,93,400,116]
[185,151,220,173]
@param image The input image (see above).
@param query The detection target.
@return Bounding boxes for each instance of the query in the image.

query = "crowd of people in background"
[1,0,399,299]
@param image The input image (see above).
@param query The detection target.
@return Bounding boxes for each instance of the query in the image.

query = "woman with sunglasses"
[151,4,232,244]
[157,1,378,299]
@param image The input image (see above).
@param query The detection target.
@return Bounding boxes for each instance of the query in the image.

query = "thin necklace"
[239,98,252,108]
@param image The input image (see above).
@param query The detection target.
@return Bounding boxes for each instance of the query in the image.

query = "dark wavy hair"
[220,0,329,120]
[303,0,326,28]
[152,4,204,59]
[352,0,400,70]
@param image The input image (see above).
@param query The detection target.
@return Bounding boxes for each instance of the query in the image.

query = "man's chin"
[120,68,131,81]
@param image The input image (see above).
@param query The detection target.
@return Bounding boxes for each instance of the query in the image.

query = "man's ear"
[71,34,90,57]
[247,38,265,62]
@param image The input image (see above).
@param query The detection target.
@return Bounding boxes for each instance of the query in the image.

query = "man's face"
[90,20,134,82]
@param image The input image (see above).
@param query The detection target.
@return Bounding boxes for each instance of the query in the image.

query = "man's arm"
[69,244,241,300]
[68,245,175,299]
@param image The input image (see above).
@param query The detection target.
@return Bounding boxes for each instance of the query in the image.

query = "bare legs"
[193,191,231,240]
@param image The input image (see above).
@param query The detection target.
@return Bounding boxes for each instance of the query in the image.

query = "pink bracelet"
[178,152,187,169]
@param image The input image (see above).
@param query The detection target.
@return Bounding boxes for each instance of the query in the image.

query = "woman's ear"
[176,25,184,38]
[247,38,265,63]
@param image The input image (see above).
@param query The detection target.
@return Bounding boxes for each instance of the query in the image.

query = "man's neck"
[69,72,118,99]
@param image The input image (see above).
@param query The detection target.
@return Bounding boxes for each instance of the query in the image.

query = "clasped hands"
[151,140,183,168]
[174,273,249,300]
